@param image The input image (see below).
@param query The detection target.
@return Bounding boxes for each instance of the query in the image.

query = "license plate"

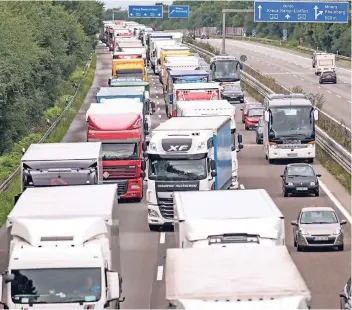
[314,236,329,241]
[296,187,308,190]
[287,153,298,157]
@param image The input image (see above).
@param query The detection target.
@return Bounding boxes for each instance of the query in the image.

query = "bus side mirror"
[210,159,216,171]
[313,109,319,121]
[264,111,269,122]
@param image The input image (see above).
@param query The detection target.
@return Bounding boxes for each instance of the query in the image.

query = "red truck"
[87,113,147,201]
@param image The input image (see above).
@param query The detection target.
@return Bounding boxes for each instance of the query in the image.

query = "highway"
[206,38,352,128]
[0,41,350,309]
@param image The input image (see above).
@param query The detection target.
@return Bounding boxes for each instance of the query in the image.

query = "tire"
[240,99,244,103]
[135,197,142,203]
[245,125,248,130]
[297,245,303,252]
[242,120,245,124]
[334,80,337,84]
[268,158,275,164]
[337,244,344,251]
[283,189,288,197]
[319,80,322,84]
[149,224,162,232]
[315,190,320,197]
[307,158,314,164]
[256,137,259,144]
[294,238,297,247]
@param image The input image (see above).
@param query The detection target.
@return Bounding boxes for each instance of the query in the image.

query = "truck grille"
[116,180,128,196]
[158,197,174,219]
[103,166,136,179]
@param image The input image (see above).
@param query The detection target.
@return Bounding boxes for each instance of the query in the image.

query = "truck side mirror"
[141,160,146,171]
[313,109,319,121]
[21,148,26,155]
[237,134,243,144]
[14,193,22,205]
[210,159,216,171]
[211,170,217,177]
[140,171,146,179]
[142,142,147,152]
[144,122,148,132]
[107,271,121,302]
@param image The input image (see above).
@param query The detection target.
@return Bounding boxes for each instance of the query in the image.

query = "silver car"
[291,207,347,251]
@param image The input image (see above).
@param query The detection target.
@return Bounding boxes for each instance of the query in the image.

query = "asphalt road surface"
[206,38,352,128]
[0,42,350,309]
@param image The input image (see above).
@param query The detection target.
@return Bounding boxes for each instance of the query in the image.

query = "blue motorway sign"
[128,5,163,18]
[254,1,349,23]
[168,5,190,18]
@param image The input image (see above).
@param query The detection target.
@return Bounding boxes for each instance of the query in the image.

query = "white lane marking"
[319,180,351,222]
[293,74,297,78]
[157,107,161,111]
[156,265,164,281]
[159,232,165,244]
[239,184,245,190]
[348,100,352,103]
[336,94,341,98]
[158,115,161,118]
[317,86,321,88]
[156,95,159,99]
[300,78,304,81]
[156,101,160,105]
[327,90,332,94]
[310,82,314,85]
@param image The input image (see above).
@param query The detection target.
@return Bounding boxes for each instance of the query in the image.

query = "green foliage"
[107,1,350,57]
[0,2,103,155]
[0,55,97,225]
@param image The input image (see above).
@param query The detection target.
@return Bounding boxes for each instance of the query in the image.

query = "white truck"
[312,52,336,75]
[0,184,124,309]
[20,142,103,193]
[147,116,237,231]
[150,39,176,72]
[164,56,200,72]
[173,189,285,248]
[175,100,240,188]
[165,247,311,309]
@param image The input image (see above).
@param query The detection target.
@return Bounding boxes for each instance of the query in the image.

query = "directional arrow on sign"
[258,5,262,19]
[314,5,323,19]
[285,14,290,19]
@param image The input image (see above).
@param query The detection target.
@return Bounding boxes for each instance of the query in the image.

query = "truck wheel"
[135,197,142,203]
[149,224,161,232]
[307,158,314,164]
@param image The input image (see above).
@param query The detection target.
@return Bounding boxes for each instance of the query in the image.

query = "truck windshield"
[11,268,101,304]
[149,158,207,181]
[269,106,314,139]
[212,61,240,82]
[102,143,139,160]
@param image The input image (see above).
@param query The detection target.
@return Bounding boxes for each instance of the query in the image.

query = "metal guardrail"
[0,57,93,194]
[209,35,351,61]
[186,42,352,174]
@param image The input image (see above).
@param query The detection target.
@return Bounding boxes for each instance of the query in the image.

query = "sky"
[103,1,173,9]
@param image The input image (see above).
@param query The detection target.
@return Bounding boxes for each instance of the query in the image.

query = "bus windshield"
[269,106,314,139]
[212,61,240,82]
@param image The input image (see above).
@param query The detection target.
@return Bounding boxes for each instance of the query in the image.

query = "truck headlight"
[131,185,140,189]
[148,209,159,218]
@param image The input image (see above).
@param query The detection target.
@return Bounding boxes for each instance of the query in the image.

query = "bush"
[0,55,97,224]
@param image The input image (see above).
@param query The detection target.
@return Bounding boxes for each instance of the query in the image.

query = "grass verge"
[0,55,97,225]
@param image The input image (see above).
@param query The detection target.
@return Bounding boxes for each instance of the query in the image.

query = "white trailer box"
[173,189,285,248]
[1,184,123,309]
[165,247,311,309]
[20,142,103,192]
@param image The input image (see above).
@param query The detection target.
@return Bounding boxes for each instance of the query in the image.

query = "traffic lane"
[119,70,167,309]
[62,44,111,142]
[207,38,351,82]
[148,73,168,129]
[0,225,8,276]
[237,119,351,309]
[208,39,351,127]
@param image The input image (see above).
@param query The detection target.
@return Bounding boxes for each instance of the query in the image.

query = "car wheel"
[149,224,162,232]
[256,137,259,144]
[242,120,245,123]
[283,189,288,197]
[294,237,297,247]
[334,80,337,84]
[240,99,244,103]
[245,126,248,130]
[297,244,303,252]
[337,244,344,251]
[315,190,319,197]
[319,80,322,84]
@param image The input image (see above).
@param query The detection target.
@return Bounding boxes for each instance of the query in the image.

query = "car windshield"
[224,85,241,92]
[102,143,139,160]
[149,158,207,181]
[300,210,338,224]
[244,104,261,113]
[287,165,315,177]
[11,268,101,304]
[322,71,334,76]
[248,108,264,117]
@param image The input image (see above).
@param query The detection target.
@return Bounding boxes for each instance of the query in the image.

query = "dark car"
[280,163,321,197]
[319,70,337,84]
[221,84,244,103]
[340,278,351,309]
[255,117,264,144]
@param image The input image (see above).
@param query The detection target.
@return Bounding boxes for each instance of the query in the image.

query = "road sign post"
[128,5,163,18]
[282,29,288,42]
[252,30,256,38]
[168,6,189,18]
[254,1,349,23]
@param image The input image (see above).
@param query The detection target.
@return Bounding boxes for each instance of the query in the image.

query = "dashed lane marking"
[240,184,245,190]
[156,266,164,281]
[159,232,165,244]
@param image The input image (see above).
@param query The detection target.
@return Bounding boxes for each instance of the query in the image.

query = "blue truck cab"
[166,69,209,107]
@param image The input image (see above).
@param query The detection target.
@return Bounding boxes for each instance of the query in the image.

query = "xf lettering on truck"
[168,145,190,152]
